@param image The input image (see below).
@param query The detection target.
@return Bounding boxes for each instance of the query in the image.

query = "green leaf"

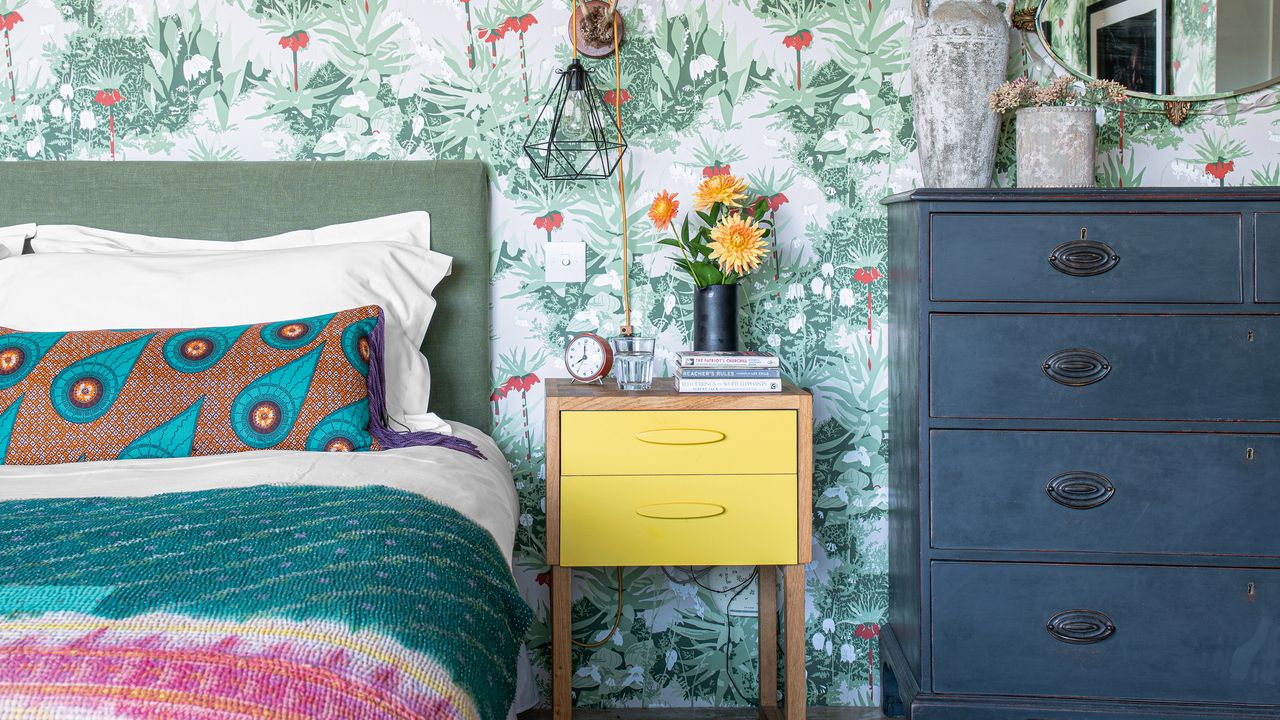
[689,261,724,286]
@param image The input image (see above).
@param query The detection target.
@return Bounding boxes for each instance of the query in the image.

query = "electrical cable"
[662,566,761,704]
[570,0,579,61]
[660,565,713,586]
[723,568,760,705]
[611,9,632,336]
[571,566,625,649]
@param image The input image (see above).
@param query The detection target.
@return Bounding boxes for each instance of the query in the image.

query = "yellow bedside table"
[544,377,813,719]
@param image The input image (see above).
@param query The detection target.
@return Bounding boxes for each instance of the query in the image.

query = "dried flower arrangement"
[990,76,1131,187]
[988,76,1127,114]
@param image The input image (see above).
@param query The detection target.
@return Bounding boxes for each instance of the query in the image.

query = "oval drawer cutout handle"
[1046,471,1115,510]
[1048,237,1120,277]
[1046,610,1116,645]
[1043,348,1111,387]
[636,502,726,520]
[635,429,727,446]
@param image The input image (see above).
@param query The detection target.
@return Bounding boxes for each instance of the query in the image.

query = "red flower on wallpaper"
[782,30,814,90]
[855,623,881,640]
[94,88,124,107]
[1,10,22,121]
[533,212,564,232]
[702,164,732,178]
[504,373,541,393]
[93,88,125,160]
[782,30,813,50]
[478,25,507,44]
[279,31,310,92]
[761,192,789,212]
[278,30,310,52]
[855,267,882,285]
[1205,160,1234,181]
[502,12,539,109]
[536,571,551,586]
[502,14,537,34]
[603,88,631,108]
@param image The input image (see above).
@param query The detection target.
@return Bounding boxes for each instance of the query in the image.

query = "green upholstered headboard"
[2,161,491,431]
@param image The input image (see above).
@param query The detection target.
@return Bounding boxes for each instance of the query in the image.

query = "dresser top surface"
[882,187,1280,205]
[546,377,810,411]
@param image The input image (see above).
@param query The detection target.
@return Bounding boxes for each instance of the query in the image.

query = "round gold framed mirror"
[1036,0,1280,103]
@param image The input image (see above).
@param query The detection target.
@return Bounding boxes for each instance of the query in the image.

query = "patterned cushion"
[0,306,383,465]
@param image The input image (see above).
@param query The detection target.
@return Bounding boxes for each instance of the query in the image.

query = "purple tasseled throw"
[366,316,486,460]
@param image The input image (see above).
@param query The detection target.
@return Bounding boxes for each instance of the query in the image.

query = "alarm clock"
[564,332,613,383]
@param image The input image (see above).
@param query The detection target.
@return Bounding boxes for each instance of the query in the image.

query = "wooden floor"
[519,708,886,720]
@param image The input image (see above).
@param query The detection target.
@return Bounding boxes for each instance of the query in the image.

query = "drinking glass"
[611,336,655,391]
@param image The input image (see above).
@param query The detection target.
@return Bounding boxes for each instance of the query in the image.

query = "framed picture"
[1087,0,1170,95]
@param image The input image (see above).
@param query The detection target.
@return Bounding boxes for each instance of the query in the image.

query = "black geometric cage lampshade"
[524,60,627,181]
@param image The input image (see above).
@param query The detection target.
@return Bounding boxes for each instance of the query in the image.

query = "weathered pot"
[693,284,738,352]
[1016,106,1097,188]
[911,0,1012,188]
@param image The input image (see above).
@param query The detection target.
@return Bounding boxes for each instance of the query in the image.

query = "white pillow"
[30,212,431,254]
[0,242,452,433]
[0,224,35,259]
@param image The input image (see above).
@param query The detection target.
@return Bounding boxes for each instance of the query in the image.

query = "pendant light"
[523,1,626,181]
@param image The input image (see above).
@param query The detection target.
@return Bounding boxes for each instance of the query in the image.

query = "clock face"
[565,333,613,382]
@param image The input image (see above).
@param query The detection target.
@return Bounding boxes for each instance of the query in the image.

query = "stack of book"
[673,351,782,393]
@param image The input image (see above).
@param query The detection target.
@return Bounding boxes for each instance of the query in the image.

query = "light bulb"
[558,89,593,143]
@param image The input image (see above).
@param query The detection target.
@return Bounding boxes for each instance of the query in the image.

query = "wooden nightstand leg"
[783,564,806,720]
[552,565,572,720]
[758,565,778,716]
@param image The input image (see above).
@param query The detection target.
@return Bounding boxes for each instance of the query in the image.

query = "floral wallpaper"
[0,0,1276,710]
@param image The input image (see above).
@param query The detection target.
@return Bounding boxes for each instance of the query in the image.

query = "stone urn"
[911,0,1012,187]
[1015,106,1097,187]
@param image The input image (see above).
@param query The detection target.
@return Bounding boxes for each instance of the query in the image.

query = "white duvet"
[0,422,519,563]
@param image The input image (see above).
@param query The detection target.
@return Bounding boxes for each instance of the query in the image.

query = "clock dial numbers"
[565,333,612,382]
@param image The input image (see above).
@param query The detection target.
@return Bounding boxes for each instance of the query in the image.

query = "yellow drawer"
[560,474,798,566]
[560,410,796,476]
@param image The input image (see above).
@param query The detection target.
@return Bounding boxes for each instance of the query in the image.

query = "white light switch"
[543,241,586,283]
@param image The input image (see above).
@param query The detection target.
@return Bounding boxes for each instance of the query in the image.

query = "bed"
[0,161,529,720]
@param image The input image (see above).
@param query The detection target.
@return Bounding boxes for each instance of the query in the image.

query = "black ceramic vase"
[693,284,739,352]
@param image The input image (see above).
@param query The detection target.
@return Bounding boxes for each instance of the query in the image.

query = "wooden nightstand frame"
[545,378,813,720]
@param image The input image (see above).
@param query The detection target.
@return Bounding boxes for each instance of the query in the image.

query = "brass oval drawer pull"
[1048,236,1120,277]
[635,502,726,520]
[635,429,727,446]
[1046,609,1116,644]
[1043,348,1111,387]
[1046,471,1115,510]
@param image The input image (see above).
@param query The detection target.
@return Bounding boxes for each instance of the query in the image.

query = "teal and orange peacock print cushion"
[0,306,383,464]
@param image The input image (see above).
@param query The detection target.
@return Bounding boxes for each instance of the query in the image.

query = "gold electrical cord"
[570,0,579,60]
[612,9,632,336]
[570,567,625,648]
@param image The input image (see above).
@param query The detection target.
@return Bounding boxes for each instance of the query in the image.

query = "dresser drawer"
[559,474,798,566]
[932,562,1280,704]
[931,430,1280,557]
[930,314,1280,421]
[1258,213,1280,302]
[559,410,797,476]
[930,213,1242,303]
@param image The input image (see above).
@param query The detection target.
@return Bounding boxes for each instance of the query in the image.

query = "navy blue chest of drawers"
[883,188,1280,720]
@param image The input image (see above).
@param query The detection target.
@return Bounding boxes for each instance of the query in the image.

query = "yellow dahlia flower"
[648,190,679,231]
[694,174,749,211]
[708,215,769,275]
